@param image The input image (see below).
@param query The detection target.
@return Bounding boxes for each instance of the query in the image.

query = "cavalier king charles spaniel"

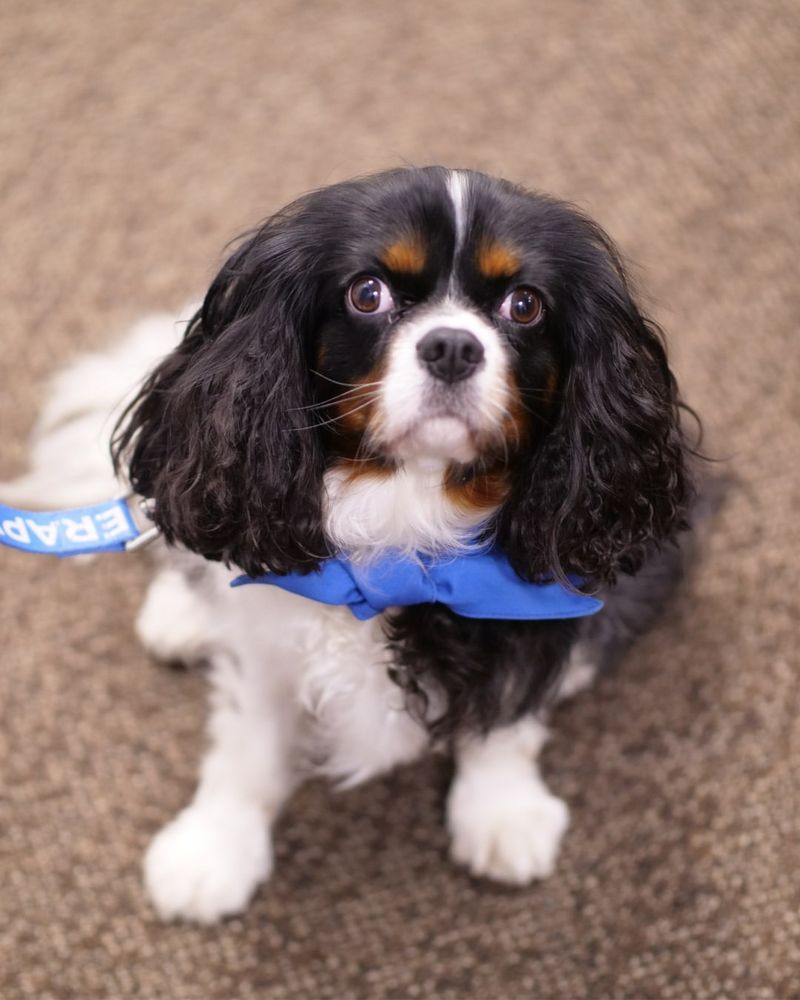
[8,166,699,923]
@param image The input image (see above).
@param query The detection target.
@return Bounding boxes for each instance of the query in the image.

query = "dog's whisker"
[309,369,382,390]
[288,385,380,413]
[294,395,381,432]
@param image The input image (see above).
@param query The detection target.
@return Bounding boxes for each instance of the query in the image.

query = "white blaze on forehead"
[447,170,469,254]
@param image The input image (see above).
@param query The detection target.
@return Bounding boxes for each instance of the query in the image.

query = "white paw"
[136,569,211,663]
[447,772,569,885]
[144,801,272,923]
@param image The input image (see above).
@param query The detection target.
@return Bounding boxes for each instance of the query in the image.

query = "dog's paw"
[136,569,212,663]
[447,772,569,885]
[143,800,271,923]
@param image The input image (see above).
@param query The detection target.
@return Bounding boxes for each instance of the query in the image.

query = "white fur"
[0,311,190,508]
[447,717,569,883]
[324,457,489,558]
[2,308,578,923]
[376,301,511,466]
[137,558,429,920]
[299,606,430,786]
[447,170,469,256]
[144,796,272,923]
[135,567,215,663]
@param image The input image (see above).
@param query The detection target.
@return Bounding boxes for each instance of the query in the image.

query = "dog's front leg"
[143,648,299,923]
[446,716,569,884]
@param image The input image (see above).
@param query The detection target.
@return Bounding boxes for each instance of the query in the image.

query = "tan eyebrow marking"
[381,238,427,274]
[478,242,520,279]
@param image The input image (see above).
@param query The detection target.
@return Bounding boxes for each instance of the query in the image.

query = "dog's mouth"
[376,391,513,466]
[392,413,478,464]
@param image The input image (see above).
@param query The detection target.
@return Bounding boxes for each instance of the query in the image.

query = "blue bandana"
[232,548,603,622]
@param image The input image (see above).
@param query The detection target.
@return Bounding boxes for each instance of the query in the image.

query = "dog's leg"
[135,566,217,665]
[138,569,300,923]
[143,647,299,923]
[446,716,569,884]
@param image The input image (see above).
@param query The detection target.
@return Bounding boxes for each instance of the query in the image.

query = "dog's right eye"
[348,276,395,315]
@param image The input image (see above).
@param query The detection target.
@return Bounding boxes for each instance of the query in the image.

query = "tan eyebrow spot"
[381,238,426,274]
[478,242,520,279]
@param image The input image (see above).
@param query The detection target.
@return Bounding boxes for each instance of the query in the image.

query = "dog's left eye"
[499,287,545,325]
[348,276,395,315]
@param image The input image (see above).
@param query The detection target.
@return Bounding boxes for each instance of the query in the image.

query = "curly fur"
[492,209,693,586]
[113,201,330,576]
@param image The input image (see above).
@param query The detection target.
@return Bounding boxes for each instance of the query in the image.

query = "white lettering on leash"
[1,516,31,544]
[0,500,136,553]
[96,506,131,540]
[62,516,100,544]
[26,520,59,547]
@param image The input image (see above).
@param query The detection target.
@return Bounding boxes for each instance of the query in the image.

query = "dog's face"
[310,171,560,475]
[115,167,691,581]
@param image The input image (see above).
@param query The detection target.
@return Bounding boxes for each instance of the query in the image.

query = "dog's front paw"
[136,569,212,664]
[447,771,569,885]
[144,800,272,923]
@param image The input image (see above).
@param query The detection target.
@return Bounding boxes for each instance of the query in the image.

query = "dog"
[4,166,698,923]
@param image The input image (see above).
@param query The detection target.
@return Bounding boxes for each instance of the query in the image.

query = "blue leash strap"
[0,496,157,556]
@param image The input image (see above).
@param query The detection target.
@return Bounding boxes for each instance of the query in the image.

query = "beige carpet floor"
[1,1,799,997]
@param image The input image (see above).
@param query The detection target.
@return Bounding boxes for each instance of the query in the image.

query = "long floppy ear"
[498,223,694,586]
[112,210,328,576]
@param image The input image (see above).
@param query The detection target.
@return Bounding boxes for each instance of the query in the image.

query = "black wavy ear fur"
[497,219,694,587]
[112,205,327,576]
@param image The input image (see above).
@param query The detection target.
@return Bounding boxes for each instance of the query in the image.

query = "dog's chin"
[391,416,479,465]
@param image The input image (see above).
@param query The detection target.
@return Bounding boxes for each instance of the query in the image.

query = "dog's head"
[114,167,692,582]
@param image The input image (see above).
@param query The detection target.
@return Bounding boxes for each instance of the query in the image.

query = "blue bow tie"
[232,548,603,621]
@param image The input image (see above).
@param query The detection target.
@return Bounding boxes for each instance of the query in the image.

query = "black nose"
[416,328,485,383]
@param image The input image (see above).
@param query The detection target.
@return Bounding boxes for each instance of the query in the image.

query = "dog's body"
[4,167,699,922]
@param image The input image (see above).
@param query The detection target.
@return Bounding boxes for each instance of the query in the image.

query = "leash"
[0,493,160,557]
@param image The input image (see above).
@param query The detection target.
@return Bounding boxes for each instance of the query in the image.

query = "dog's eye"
[499,287,544,325]
[348,276,395,315]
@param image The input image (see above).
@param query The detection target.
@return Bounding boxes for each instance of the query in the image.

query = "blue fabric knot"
[232,548,603,621]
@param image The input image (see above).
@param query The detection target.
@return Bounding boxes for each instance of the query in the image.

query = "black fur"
[113,166,698,736]
[113,169,457,575]
[387,608,581,737]
[113,196,332,576]
[465,175,693,586]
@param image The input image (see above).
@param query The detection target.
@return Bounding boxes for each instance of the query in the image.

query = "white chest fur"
[322,459,489,559]
[298,605,429,785]
[136,558,429,788]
